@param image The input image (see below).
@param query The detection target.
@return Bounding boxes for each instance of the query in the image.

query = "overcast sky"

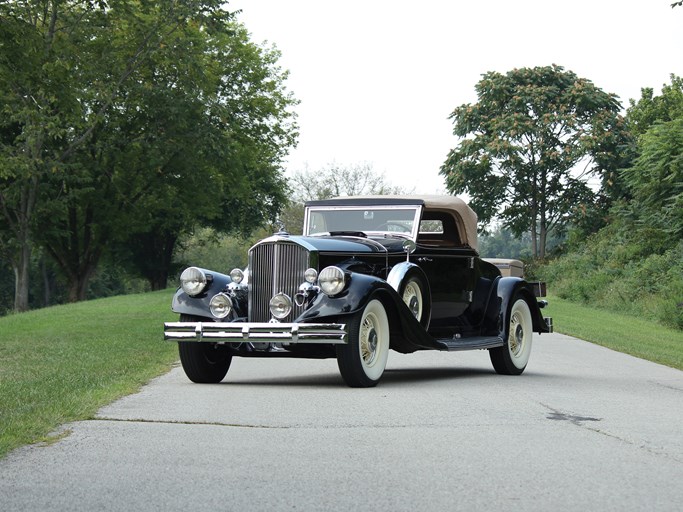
[229,0,681,194]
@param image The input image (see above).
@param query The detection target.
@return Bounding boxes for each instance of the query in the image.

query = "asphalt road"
[1,332,682,511]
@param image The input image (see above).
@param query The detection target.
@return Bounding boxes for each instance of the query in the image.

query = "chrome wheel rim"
[402,281,422,321]
[509,312,525,356]
[360,313,380,366]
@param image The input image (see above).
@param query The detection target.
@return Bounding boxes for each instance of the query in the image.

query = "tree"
[39,15,296,296]
[626,75,683,137]
[1,0,187,308]
[440,65,628,259]
[622,118,683,237]
[621,77,683,242]
[1,1,297,302]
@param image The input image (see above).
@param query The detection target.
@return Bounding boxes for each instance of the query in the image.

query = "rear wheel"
[489,297,533,375]
[336,299,390,387]
[178,314,232,383]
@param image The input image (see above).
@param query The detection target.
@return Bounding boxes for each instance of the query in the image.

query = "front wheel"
[336,299,390,387]
[178,314,232,383]
[489,297,533,375]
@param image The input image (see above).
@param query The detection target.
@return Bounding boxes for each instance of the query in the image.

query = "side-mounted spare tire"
[398,270,430,329]
[178,314,232,383]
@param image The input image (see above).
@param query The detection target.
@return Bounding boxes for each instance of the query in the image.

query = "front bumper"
[164,321,347,344]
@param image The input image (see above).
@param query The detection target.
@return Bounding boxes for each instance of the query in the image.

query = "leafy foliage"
[0,1,297,306]
[540,75,683,330]
[440,65,630,259]
[540,223,683,330]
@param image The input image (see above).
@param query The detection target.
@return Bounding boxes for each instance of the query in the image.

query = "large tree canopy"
[0,0,297,305]
[440,65,628,259]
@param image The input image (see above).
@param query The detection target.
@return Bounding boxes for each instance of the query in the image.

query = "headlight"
[318,266,346,296]
[269,293,293,319]
[230,268,244,285]
[304,268,318,284]
[209,293,232,319]
[180,267,207,296]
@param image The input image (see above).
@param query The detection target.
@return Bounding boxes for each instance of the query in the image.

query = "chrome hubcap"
[361,316,379,365]
[509,314,524,356]
[403,282,422,321]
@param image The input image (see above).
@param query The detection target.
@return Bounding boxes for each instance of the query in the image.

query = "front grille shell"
[248,239,314,322]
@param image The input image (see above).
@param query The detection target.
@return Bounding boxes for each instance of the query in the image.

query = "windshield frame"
[303,204,423,240]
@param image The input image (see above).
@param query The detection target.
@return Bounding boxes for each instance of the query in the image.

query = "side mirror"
[402,240,416,261]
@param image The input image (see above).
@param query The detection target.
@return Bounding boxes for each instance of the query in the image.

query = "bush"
[539,233,683,330]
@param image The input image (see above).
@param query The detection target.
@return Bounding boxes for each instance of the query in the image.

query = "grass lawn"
[0,290,681,460]
[546,294,683,371]
[0,290,178,459]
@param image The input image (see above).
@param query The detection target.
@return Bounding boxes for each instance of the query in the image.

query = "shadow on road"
[214,364,505,388]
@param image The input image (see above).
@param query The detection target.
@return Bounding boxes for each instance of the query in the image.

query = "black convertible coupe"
[164,195,552,387]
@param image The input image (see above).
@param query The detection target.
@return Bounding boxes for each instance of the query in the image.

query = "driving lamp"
[230,268,244,285]
[209,293,232,319]
[269,293,293,319]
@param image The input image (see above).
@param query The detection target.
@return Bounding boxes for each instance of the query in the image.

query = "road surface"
[1,332,682,511]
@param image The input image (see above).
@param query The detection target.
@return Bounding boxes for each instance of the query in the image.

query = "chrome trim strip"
[164,322,347,344]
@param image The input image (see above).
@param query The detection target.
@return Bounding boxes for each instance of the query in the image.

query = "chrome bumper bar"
[164,321,347,344]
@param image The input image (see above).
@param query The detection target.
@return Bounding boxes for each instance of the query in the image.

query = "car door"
[415,246,476,334]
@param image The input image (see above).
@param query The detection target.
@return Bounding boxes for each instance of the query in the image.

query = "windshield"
[304,206,421,238]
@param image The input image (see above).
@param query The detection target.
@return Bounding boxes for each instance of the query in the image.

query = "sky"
[229,0,682,194]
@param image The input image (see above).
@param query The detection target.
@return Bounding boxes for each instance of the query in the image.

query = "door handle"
[417,257,433,263]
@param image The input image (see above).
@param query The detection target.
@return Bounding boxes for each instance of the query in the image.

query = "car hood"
[253,234,406,254]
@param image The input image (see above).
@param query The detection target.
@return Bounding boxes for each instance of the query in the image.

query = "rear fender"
[495,277,550,338]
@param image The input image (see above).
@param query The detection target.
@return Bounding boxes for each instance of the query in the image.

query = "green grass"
[546,294,683,371]
[0,290,178,459]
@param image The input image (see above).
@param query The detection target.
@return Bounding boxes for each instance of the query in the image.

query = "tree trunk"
[12,243,31,312]
[41,256,51,307]
[539,223,547,260]
[66,263,97,302]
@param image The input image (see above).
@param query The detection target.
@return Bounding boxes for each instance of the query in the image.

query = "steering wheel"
[374,222,411,233]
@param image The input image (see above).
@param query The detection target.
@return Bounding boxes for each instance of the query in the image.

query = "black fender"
[495,277,550,340]
[170,268,233,320]
[386,261,432,329]
[296,272,443,353]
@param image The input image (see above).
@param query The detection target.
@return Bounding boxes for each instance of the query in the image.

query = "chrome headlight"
[209,293,232,319]
[180,267,207,296]
[318,266,346,296]
[230,268,244,285]
[304,268,318,284]
[269,293,293,319]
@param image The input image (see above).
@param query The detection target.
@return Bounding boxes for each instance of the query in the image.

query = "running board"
[435,336,504,351]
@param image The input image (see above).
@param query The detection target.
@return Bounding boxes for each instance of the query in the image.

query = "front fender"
[296,273,391,321]
[170,269,233,319]
[296,272,442,352]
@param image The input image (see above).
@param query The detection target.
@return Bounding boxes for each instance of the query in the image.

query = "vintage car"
[164,195,552,387]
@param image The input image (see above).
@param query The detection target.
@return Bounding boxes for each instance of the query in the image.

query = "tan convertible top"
[314,195,478,250]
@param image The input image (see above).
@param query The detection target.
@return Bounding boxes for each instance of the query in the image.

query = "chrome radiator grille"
[248,241,311,322]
